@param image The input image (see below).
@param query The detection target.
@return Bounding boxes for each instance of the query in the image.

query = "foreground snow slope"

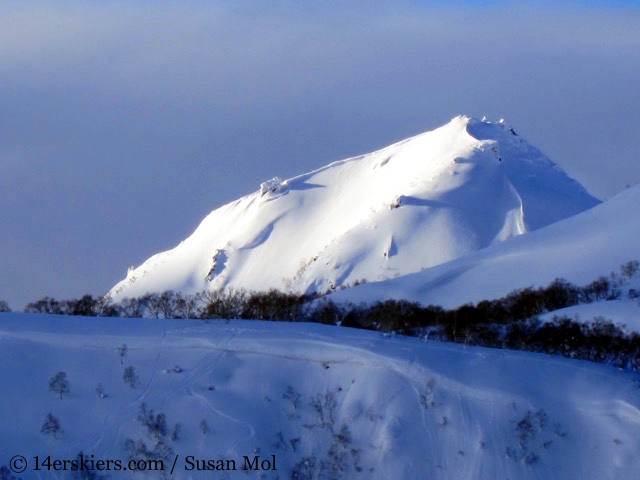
[331,183,640,309]
[110,116,598,300]
[1,313,639,479]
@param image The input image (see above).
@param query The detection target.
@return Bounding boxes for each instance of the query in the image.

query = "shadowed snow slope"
[329,183,640,309]
[110,116,598,300]
[0,314,638,479]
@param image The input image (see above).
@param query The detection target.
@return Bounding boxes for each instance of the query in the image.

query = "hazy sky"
[1,1,639,309]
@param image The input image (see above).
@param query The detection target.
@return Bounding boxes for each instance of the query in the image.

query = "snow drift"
[329,183,640,309]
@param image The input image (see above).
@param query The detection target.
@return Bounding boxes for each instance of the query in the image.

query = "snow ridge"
[330,183,640,310]
[109,116,599,300]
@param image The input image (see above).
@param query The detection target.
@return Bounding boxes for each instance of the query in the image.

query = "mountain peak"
[109,118,599,300]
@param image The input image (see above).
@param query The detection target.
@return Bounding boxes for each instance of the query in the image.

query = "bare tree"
[621,260,640,280]
[117,344,128,365]
[41,413,61,439]
[25,297,63,314]
[199,420,209,435]
[146,292,177,319]
[175,292,204,319]
[94,295,118,317]
[123,366,139,389]
[283,385,301,415]
[118,297,144,318]
[49,372,70,399]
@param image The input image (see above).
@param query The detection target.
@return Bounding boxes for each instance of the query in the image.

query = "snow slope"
[538,297,640,333]
[109,116,598,300]
[329,183,640,310]
[1,313,639,480]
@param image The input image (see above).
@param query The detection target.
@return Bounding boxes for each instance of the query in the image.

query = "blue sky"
[1,1,639,309]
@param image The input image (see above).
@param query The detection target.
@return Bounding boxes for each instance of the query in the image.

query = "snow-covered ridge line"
[330,181,640,310]
[109,116,599,301]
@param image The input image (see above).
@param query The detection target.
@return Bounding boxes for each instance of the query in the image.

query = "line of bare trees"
[8,261,640,371]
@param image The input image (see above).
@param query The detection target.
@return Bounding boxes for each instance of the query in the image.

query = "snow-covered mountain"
[1,313,639,480]
[110,116,598,300]
[329,182,640,310]
[7,116,639,480]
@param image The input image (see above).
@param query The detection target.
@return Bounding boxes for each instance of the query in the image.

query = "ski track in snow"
[1,314,639,479]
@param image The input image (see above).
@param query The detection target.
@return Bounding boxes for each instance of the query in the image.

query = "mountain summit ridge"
[109,116,599,300]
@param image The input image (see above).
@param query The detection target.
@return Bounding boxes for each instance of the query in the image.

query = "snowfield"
[330,182,640,311]
[538,293,640,334]
[1,313,639,479]
[109,116,598,301]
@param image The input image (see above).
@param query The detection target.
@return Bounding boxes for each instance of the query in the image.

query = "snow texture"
[331,183,640,311]
[0,313,639,479]
[109,116,598,300]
